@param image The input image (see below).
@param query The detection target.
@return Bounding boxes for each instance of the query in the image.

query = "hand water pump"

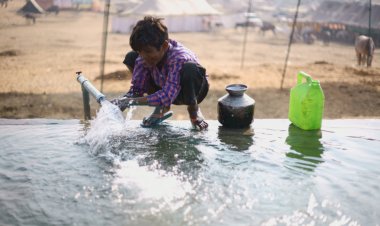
[76,71,106,119]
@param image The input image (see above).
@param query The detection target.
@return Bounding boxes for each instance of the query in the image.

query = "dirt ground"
[1,1,380,120]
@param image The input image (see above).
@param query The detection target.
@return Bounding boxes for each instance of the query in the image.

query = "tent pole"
[240,0,252,69]
[100,0,111,93]
[280,0,301,90]
[368,0,372,37]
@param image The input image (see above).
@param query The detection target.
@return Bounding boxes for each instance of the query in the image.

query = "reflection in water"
[217,126,254,151]
[285,124,324,171]
[142,126,204,174]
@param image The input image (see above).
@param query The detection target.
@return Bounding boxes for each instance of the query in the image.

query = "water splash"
[82,101,196,214]
[261,193,361,226]
[126,105,136,121]
[84,100,126,155]
[113,160,193,203]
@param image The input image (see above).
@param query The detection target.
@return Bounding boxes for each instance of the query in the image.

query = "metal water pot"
[217,84,255,128]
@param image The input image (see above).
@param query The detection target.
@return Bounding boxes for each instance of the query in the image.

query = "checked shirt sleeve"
[126,59,149,97]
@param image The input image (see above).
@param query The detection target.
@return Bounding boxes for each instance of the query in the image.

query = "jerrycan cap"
[226,84,247,96]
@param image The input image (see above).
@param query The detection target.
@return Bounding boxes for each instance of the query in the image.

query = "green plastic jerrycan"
[288,71,325,130]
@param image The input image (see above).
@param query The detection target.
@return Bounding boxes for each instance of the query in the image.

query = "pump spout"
[76,72,105,103]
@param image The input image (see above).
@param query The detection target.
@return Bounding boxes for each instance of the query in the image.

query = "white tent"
[53,0,99,10]
[53,0,72,8]
[111,0,221,33]
[110,0,141,14]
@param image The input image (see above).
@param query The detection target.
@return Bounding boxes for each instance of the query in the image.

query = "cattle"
[355,35,375,67]
[0,0,8,8]
[301,27,317,44]
[320,30,331,46]
[24,13,36,24]
[260,21,276,36]
[234,21,257,30]
[46,5,60,15]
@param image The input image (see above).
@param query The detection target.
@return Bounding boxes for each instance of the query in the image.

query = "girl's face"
[138,41,169,67]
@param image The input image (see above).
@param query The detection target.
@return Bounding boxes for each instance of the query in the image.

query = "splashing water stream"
[84,100,126,155]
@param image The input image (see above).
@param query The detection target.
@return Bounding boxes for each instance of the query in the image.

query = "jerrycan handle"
[297,71,313,85]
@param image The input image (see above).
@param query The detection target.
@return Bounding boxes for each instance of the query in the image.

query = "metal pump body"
[76,72,106,119]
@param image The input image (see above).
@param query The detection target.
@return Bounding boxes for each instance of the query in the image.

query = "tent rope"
[280,0,302,90]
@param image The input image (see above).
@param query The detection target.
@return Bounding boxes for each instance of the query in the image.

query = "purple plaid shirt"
[128,39,200,106]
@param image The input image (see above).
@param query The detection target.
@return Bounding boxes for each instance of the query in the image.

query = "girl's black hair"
[129,16,169,51]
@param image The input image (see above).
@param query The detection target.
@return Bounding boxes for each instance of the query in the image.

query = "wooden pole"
[368,0,372,37]
[240,0,252,69]
[100,0,111,92]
